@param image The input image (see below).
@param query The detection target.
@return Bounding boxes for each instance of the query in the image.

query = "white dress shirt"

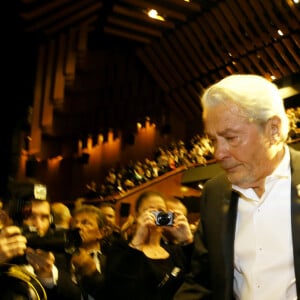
[232,146,297,300]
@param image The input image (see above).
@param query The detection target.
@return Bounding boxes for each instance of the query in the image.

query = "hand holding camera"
[0,226,27,264]
[25,247,55,278]
[162,210,194,245]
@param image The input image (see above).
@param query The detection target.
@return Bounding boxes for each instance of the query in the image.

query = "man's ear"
[266,116,281,143]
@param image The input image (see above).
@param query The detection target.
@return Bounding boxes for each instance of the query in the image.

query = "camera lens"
[156,212,173,226]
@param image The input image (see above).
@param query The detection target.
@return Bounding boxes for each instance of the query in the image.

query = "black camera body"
[21,226,82,254]
[152,211,174,226]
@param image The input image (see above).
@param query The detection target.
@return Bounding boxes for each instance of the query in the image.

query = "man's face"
[204,103,276,189]
[71,212,103,249]
[23,200,51,237]
[99,206,116,226]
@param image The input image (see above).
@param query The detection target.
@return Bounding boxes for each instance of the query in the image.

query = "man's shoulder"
[205,171,229,189]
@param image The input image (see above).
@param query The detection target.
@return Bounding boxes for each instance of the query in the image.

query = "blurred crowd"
[84,106,300,201]
[84,134,214,200]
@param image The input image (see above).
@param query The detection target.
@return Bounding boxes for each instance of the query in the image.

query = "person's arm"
[26,248,82,300]
[174,186,213,300]
[174,221,212,300]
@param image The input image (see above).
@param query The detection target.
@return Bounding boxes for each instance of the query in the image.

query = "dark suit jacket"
[174,147,300,300]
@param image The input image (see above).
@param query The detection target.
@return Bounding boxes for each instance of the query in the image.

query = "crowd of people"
[84,134,215,200]
[0,74,299,299]
[84,106,300,201]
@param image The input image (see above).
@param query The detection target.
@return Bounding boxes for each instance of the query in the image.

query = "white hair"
[201,74,290,141]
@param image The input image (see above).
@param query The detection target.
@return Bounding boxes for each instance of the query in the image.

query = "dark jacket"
[174,147,300,300]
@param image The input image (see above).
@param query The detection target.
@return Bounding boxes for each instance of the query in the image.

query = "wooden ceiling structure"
[16,0,300,156]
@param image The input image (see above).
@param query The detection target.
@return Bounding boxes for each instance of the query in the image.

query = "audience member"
[174,74,300,299]
[97,190,193,300]
[120,213,136,241]
[19,196,81,300]
[69,205,108,299]
[98,201,124,252]
[51,202,72,230]
[98,202,117,227]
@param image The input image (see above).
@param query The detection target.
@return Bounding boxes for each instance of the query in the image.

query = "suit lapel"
[221,184,238,297]
[290,147,300,295]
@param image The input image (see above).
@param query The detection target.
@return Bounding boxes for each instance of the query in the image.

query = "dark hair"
[134,190,165,213]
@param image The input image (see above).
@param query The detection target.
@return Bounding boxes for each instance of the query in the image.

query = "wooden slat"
[211,6,245,56]
[282,38,300,67]
[76,24,90,67]
[150,0,201,12]
[265,44,290,77]
[259,1,289,35]
[137,48,170,92]
[120,0,187,22]
[286,0,300,21]
[107,16,163,37]
[26,0,100,32]
[64,28,77,84]
[164,96,187,122]
[226,0,262,47]
[248,52,268,75]
[170,92,196,120]
[275,0,300,30]
[255,50,282,79]
[53,34,66,104]
[236,1,270,43]
[190,19,225,68]
[113,5,175,29]
[248,0,277,37]
[273,42,299,73]
[168,34,199,79]
[151,42,184,86]
[201,14,232,62]
[230,60,247,74]
[159,37,190,82]
[29,44,45,154]
[143,45,178,88]
[216,2,253,54]
[45,4,101,35]
[20,0,74,20]
[41,40,55,130]
[177,88,201,119]
[175,28,206,76]
[186,84,204,114]
[181,25,210,73]
[104,26,151,43]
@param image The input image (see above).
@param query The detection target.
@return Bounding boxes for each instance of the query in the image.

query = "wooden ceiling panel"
[15,0,300,146]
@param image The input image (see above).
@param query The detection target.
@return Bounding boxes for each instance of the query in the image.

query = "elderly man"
[174,74,300,299]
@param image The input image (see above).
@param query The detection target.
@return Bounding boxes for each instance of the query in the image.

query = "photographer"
[5,186,83,300]
[0,201,55,300]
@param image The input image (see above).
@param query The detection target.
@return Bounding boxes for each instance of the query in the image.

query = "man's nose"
[213,142,229,161]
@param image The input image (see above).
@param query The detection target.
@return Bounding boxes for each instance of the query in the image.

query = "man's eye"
[225,136,239,144]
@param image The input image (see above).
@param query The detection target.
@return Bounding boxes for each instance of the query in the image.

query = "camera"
[152,211,174,226]
[21,225,82,254]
